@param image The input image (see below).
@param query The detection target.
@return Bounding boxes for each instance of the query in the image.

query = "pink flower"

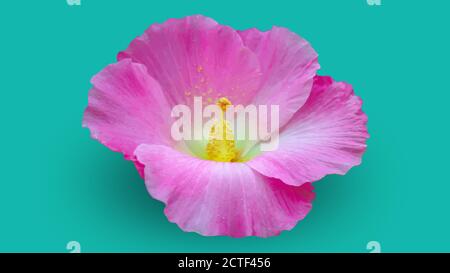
[83,15,368,237]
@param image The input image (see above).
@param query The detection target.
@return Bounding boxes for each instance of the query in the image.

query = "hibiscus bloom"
[83,15,368,237]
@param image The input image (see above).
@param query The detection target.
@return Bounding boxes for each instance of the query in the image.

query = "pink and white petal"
[247,76,369,186]
[239,27,319,128]
[118,15,262,106]
[135,144,315,238]
[83,59,173,160]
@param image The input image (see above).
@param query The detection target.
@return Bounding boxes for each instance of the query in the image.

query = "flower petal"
[239,27,319,127]
[118,15,262,106]
[247,76,369,186]
[83,59,173,160]
[135,144,314,238]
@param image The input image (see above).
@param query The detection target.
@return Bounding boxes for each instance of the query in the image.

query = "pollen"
[216,97,232,112]
[206,97,237,162]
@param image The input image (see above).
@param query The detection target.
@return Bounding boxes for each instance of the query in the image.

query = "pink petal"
[135,144,314,238]
[82,59,173,160]
[247,76,369,186]
[239,27,319,127]
[118,15,262,106]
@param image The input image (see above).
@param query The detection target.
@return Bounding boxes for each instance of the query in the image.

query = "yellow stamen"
[206,97,237,162]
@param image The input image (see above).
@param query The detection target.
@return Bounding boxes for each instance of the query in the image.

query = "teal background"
[1,0,449,252]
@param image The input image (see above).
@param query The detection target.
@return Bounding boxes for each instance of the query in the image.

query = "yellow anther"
[205,97,236,162]
[216,97,232,112]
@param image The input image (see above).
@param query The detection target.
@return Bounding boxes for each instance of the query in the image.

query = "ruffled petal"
[82,59,173,160]
[247,76,369,186]
[135,144,314,238]
[239,27,319,127]
[118,15,262,106]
